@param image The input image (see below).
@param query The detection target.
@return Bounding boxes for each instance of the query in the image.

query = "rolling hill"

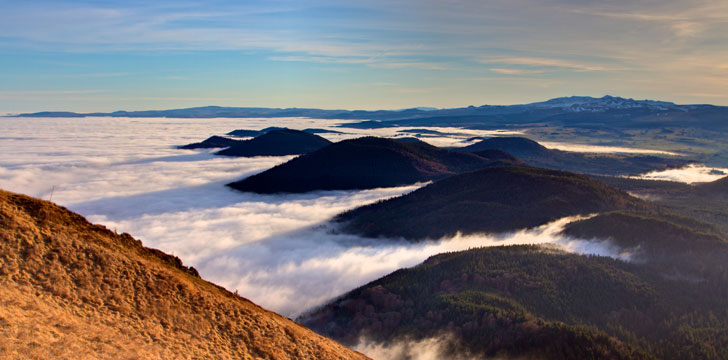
[299,245,728,360]
[0,189,367,359]
[226,126,287,137]
[227,136,514,194]
[216,129,332,157]
[226,127,343,137]
[335,165,647,240]
[460,137,691,176]
[590,175,728,235]
[177,135,243,149]
[300,245,728,360]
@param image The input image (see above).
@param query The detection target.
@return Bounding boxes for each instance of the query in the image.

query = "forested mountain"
[336,166,647,239]
[227,137,513,193]
[300,245,728,360]
[461,137,691,176]
[178,135,243,149]
[216,129,332,157]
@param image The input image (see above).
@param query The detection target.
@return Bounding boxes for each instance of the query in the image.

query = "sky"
[1,0,727,113]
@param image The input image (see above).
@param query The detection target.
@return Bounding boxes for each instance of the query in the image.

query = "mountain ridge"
[300,244,728,359]
[12,95,722,119]
[227,136,513,193]
[335,165,647,240]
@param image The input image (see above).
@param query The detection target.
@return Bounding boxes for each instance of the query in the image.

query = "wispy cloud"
[2,0,728,110]
[394,88,433,94]
[683,92,728,99]
[268,55,372,65]
[368,62,449,70]
[0,90,106,100]
[480,57,610,72]
[489,68,546,75]
[0,90,105,95]
[56,73,130,78]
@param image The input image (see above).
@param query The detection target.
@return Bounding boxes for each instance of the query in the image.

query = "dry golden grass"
[0,190,368,360]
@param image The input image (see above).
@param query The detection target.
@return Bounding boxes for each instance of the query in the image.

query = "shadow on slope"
[227,137,517,194]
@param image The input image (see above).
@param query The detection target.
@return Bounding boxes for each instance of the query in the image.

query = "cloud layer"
[634,163,728,183]
[1,116,638,319]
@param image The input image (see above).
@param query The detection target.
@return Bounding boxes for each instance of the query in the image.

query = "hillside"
[216,129,332,157]
[336,166,646,240]
[226,127,343,137]
[461,137,690,176]
[227,136,509,194]
[590,175,728,235]
[226,126,287,137]
[697,175,728,196]
[0,190,367,360]
[300,245,728,360]
[562,211,728,275]
[178,135,243,149]
[462,136,551,156]
[299,246,728,359]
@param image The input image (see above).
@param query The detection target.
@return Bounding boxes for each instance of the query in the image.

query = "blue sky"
[1,0,727,113]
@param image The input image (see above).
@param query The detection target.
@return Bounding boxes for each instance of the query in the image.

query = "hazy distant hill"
[216,129,332,157]
[15,96,726,129]
[226,126,287,137]
[336,166,646,240]
[562,211,727,274]
[461,137,690,176]
[0,189,367,360]
[226,127,343,137]
[177,135,243,149]
[227,137,512,193]
[301,245,728,359]
[591,175,728,235]
[697,176,728,196]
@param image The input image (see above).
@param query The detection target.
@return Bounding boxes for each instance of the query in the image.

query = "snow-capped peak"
[528,95,678,112]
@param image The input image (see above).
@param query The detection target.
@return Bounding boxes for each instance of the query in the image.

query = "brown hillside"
[0,190,368,360]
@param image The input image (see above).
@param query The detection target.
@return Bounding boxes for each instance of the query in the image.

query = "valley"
[2,96,728,359]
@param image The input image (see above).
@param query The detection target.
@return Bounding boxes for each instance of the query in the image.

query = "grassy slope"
[0,190,368,360]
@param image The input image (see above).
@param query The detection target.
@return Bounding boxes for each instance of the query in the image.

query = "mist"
[539,141,679,155]
[355,334,474,360]
[0,116,635,318]
[634,163,728,183]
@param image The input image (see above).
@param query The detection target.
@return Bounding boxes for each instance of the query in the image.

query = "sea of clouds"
[0,116,694,320]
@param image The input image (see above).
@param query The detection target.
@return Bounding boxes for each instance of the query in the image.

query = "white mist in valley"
[539,141,680,155]
[194,215,630,317]
[0,116,637,318]
[355,334,471,360]
[634,163,728,183]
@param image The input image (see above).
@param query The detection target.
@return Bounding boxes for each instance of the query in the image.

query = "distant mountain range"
[11,95,722,120]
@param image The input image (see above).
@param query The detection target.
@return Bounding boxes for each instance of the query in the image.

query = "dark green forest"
[300,245,728,360]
